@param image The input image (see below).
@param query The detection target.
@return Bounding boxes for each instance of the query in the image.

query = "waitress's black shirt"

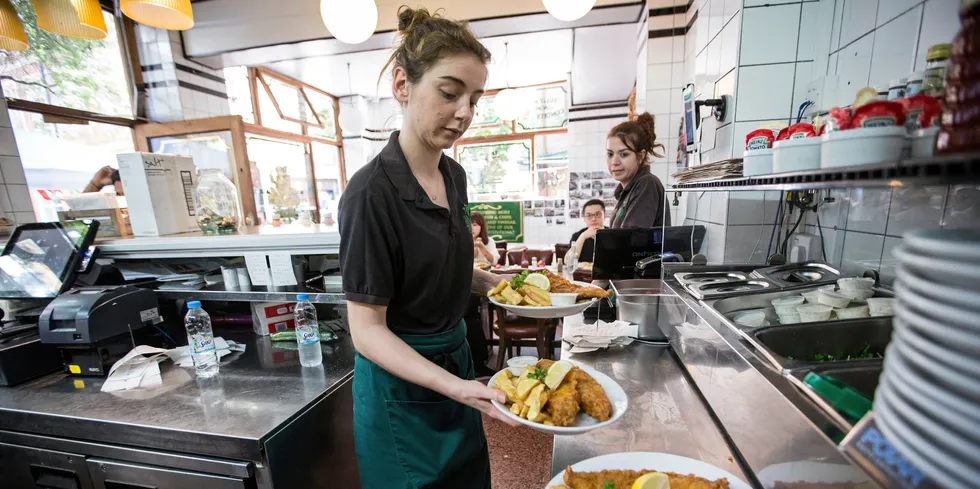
[339,132,473,335]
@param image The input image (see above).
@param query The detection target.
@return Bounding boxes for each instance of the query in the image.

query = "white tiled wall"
[136,26,230,122]
[0,86,34,225]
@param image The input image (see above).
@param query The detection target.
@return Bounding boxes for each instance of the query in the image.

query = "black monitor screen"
[592,226,706,280]
[0,221,97,299]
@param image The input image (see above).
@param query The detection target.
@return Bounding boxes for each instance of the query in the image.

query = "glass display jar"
[195,169,241,234]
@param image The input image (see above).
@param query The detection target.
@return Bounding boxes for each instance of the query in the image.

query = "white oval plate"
[489,281,603,319]
[545,452,751,489]
[489,363,627,435]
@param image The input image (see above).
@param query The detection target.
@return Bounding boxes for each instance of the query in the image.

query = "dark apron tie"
[352,320,491,489]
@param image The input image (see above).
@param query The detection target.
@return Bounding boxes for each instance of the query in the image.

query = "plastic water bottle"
[294,294,322,367]
[184,301,218,378]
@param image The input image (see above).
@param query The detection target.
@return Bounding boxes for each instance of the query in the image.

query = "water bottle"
[294,294,322,367]
[563,247,578,280]
[184,301,218,378]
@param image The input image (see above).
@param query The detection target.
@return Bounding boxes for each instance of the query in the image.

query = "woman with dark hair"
[470,211,499,264]
[606,112,671,228]
[338,7,517,489]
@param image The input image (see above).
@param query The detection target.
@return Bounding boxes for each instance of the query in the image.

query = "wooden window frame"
[252,67,343,143]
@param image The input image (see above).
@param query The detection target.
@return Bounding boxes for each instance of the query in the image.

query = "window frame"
[452,82,569,201]
[251,67,343,144]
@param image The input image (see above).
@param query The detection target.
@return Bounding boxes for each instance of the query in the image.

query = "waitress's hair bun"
[381,6,491,85]
[608,112,665,162]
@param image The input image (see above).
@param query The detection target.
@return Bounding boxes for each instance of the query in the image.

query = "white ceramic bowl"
[834,304,870,319]
[489,364,628,435]
[866,298,895,316]
[817,289,852,308]
[797,304,833,322]
[743,148,774,176]
[772,137,821,173]
[837,277,875,291]
[820,126,906,168]
[909,126,939,158]
[549,293,578,306]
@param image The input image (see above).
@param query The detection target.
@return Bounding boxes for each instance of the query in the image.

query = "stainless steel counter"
[0,333,355,461]
[551,315,747,482]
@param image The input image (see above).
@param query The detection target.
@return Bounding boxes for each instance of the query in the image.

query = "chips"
[488,280,553,307]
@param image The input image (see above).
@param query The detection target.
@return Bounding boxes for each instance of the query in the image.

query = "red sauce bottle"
[937,0,980,154]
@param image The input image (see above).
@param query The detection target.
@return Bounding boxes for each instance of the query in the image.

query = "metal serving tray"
[684,279,775,300]
[750,261,841,289]
[749,318,893,373]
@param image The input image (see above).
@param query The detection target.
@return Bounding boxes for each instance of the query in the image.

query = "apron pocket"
[385,398,483,488]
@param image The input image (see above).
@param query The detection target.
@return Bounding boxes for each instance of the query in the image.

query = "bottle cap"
[188,301,201,309]
[296,294,310,301]
[926,43,952,61]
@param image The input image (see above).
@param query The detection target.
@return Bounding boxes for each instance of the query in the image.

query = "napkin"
[563,320,639,352]
[101,338,245,392]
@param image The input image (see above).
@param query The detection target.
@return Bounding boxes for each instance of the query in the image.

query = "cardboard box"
[116,153,198,237]
[251,302,296,336]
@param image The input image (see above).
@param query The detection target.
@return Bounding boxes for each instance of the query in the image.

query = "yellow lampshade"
[0,0,28,50]
[33,0,107,40]
[120,0,194,30]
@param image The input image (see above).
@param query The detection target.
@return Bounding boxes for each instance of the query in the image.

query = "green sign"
[468,201,523,243]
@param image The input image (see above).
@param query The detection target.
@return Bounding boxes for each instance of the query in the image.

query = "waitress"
[606,112,671,228]
[338,7,517,489]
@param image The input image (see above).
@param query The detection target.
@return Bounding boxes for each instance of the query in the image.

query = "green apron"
[353,320,491,489]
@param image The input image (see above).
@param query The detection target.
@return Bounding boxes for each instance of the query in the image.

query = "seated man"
[570,199,606,263]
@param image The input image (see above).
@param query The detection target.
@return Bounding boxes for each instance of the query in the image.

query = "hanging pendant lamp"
[542,0,596,22]
[120,0,194,31]
[33,0,107,40]
[0,0,28,50]
[320,0,378,45]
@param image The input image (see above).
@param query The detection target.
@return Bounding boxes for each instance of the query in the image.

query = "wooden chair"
[494,241,508,267]
[524,249,554,266]
[506,248,526,267]
[492,309,559,370]
[554,243,571,263]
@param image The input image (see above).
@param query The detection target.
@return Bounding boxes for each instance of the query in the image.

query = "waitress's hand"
[449,378,521,426]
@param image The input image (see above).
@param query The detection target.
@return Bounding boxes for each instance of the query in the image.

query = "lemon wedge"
[523,273,550,292]
[631,472,671,489]
[544,360,573,390]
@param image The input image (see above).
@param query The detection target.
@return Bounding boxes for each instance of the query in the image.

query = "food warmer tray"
[749,261,841,289]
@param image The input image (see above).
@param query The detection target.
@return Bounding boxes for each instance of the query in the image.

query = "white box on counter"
[116,152,198,237]
[251,301,297,336]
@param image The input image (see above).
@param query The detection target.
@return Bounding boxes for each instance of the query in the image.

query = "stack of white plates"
[874,228,980,489]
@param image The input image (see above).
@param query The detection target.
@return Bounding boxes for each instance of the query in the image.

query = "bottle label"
[191,333,216,354]
[297,325,319,345]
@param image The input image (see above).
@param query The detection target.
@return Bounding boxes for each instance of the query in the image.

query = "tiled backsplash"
[0,86,35,227]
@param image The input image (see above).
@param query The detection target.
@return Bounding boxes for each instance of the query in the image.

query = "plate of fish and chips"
[488,269,612,319]
[489,359,627,435]
[546,452,752,489]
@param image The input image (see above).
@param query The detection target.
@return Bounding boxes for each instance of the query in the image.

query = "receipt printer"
[38,286,160,375]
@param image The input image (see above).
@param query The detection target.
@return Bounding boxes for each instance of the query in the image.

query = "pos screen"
[682,84,697,153]
[0,220,99,299]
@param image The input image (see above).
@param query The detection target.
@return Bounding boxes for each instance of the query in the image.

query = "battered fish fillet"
[545,376,580,426]
[562,467,730,489]
[568,368,612,422]
[543,270,614,298]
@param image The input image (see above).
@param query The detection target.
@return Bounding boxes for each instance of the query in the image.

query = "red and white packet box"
[251,302,296,336]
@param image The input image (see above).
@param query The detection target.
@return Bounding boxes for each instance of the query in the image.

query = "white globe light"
[320,0,378,45]
[542,0,596,22]
[338,105,364,136]
[494,89,526,121]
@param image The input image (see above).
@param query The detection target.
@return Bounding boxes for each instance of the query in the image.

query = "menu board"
[469,201,523,243]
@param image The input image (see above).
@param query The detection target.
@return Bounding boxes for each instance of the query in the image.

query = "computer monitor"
[592,226,706,280]
[0,221,99,299]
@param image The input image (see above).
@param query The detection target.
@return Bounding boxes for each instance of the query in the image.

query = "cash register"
[0,220,162,384]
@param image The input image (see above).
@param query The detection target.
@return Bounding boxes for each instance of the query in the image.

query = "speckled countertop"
[0,333,354,461]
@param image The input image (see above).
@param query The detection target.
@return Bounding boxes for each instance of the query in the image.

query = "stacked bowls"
[873,228,980,489]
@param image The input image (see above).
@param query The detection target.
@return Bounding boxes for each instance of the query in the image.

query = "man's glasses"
[584,212,604,219]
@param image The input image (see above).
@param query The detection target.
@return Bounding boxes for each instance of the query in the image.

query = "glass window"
[463,95,513,138]
[0,5,132,117]
[246,136,315,224]
[458,140,531,199]
[311,142,341,228]
[256,84,302,134]
[9,110,135,222]
[516,86,568,132]
[223,66,254,123]
[305,89,337,141]
[149,131,237,182]
[262,76,318,125]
